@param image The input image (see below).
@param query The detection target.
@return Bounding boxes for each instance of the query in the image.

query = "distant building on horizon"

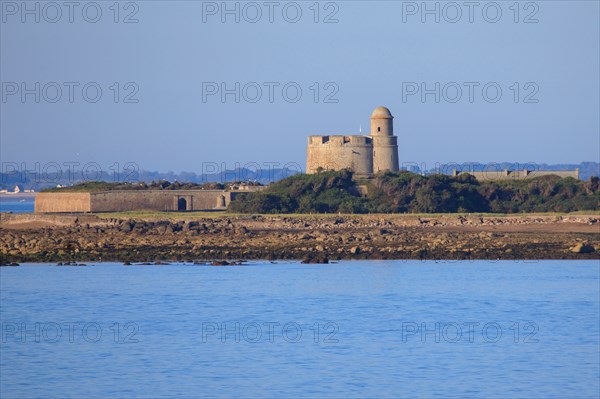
[0,185,36,194]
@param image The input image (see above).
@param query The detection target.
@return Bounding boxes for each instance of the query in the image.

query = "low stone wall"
[89,190,233,212]
[463,170,580,181]
[35,192,91,213]
[33,190,241,213]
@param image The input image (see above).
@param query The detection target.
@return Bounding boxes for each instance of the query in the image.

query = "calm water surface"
[1,260,599,398]
[0,197,35,213]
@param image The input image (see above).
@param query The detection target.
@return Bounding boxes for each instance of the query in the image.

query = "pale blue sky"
[1,1,599,173]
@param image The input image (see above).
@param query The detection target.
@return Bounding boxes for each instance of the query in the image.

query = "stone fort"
[306,105,580,181]
[306,106,399,178]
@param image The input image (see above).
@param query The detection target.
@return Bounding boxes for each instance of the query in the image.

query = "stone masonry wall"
[306,135,373,177]
[89,190,233,212]
[34,190,237,213]
[372,135,399,173]
[34,192,92,213]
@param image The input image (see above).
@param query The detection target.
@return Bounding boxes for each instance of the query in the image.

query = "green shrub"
[232,171,599,214]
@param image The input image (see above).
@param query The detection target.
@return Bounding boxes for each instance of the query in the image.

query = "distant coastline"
[1,162,598,193]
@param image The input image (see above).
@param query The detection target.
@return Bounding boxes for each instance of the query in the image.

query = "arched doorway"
[178,198,187,211]
[216,195,226,208]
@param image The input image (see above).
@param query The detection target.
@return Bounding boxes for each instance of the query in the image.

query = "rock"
[350,246,361,255]
[172,222,184,232]
[570,243,596,254]
[315,245,325,252]
[301,253,329,264]
[57,262,86,267]
[211,260,231,266]
[119,222,134,232]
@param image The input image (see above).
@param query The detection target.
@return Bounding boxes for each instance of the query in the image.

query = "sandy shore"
[0,213,598,263]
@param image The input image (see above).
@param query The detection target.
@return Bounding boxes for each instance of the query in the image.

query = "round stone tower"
[370,106,399,173]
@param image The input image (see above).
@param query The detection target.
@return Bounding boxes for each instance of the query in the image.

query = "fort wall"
[306,135,373,178]
[35,192,92,213]
[90,190,233,212]
[370,115,393,136]
[457,169,580,181]
[372,135,400,173]
[34,190,241,213]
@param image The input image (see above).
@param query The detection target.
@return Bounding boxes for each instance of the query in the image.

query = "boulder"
[350,246,361,255]
[0,262,19,267]
[570,243,596,254]
[301,253,329,264]
[210,260,241,266]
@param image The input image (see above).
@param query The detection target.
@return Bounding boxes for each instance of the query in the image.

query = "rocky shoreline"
[0,213,598,264]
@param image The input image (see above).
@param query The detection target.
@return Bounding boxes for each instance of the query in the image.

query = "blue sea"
[0,197,35,213]
[1,260,599,399]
